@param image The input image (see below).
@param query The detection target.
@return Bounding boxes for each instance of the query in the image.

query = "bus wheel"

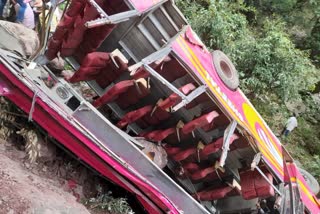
[212,50,239,91]
[298,168,320,195]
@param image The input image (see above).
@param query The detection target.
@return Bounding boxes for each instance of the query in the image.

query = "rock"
[0,20,39,57]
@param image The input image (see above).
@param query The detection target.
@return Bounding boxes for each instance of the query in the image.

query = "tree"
[176,0,318,101]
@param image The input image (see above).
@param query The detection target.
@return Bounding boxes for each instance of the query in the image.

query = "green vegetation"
[176,0,320,181]
[84,192,134,214]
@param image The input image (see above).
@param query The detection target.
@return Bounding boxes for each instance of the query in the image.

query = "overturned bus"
[0,0,319,213]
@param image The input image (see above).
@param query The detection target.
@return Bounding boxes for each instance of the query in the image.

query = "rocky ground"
[0,136,136,214]
[0,96,139,214]
[0,138,90,214]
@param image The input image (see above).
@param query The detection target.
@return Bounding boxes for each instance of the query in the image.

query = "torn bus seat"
[93,79,150,109]
[240,170,275,200]
[45,0,86,60]
[202,114,229,132]
[200,134,239,159]
[68,52,128,88]
[60,17,88,57]
[172,134,239,162]
[173,163,224,182]
[45,20,74,60]
[46,38,63,61]
[190,166,220,182]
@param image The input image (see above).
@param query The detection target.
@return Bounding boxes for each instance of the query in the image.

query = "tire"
[212,50,239,91]
[298,168,320,195]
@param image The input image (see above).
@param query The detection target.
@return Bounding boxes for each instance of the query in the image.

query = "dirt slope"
[0,140,91,214]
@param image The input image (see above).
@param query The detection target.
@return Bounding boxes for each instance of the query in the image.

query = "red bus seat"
[142,111,221,144]
[131,58,186,83]
[182,162,199,173]
[185,93,209,109]
[46,0,118,60]
[181,111,219,134]
[155,58,186,82]
[172,134,239,162]
[200,134,239,159]
[67,52,127,88]
[141,128,176,142]
[138,107,171,127]
[115,80,150,109]
[117,105,153,128]
[157,83,196,110]
[117,104,172,129]
[60,2,100,57]
[74,24,116,62]
[95,55,128,88]
[141,122,190,143]
[195,185,234,201]
[163,145,181,156]
[190,166,227,182]
[93,79,150,109]
[240,170,275,200]
[93,80,135,107]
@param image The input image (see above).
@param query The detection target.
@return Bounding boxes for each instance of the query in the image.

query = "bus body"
[0,0,319,213]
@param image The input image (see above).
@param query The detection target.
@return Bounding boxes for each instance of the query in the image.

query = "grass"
[83,192,134,214]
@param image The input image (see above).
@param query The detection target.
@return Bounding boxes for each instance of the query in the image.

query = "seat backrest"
[240,169,275,200]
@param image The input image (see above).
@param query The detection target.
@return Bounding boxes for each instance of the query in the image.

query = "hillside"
[176,0,320,183]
